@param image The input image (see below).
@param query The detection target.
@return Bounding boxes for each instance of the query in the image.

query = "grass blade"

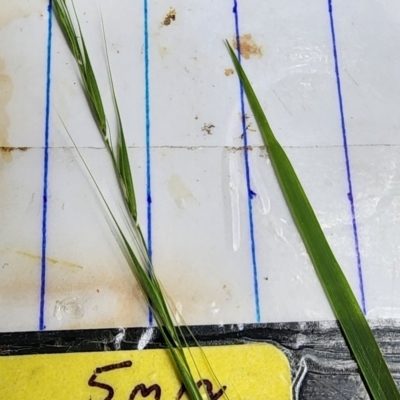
[99,14,138,223]
[226,41,399,400]
[60,117,212,400]
[53,2,227,399]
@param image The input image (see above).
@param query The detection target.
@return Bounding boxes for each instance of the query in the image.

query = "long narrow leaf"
[52,2,226,399]
[60,120,211,400]
[227,41,399,400]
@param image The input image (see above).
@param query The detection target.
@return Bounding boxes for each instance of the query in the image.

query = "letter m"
[129,383,161,400]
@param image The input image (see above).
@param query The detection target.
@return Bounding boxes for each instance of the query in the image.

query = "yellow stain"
[0,344,291,399]
[13,249,83,269]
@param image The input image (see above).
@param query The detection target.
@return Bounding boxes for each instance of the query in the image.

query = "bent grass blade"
[226,41,400,400]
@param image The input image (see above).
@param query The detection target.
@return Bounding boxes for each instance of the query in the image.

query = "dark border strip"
[39,0,53,331]
[143,0,153,326]
[0,321,348,355]
[2,322,400,399]
[327,0,366,314]
[232,0,261,323]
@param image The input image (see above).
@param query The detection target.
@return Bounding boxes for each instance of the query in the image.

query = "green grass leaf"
[227,41,399,400]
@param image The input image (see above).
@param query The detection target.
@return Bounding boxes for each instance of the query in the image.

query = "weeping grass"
[227,41,400,400]
[52,1,228,399]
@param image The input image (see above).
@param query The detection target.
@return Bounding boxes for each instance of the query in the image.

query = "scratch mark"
[272,90,293,116]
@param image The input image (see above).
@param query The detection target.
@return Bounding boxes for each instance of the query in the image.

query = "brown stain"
[160,273,229,325]
[0,3,43,30]
[14,250,84,270]
[201,123,215,135]
[2,249,239,328]
[224,68,234,76]
[51,280,145,331]
[0,147,29,166]
[0,5,44,162]
[228,145,253,153]
[0,59,13,163]
[53,278,145,330]
[1,146,11,164]
[222,284,232,300]
[2,246,147,330]
[163,8,176,26]
[0,147,28,152]
[0,276,146,330]
[113,281,147,327]
[233,34,262,60]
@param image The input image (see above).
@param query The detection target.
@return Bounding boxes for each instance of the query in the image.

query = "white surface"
[1,0,400,332]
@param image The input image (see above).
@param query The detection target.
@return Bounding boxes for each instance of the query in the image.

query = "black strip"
[1,321,400,399]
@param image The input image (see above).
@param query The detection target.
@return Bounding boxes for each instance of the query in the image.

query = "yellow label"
[0,344,291,399]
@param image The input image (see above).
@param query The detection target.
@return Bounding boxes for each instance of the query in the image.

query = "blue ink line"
[143,0,153,326]
[232,0,261,323]
[328,0,366,314]
[39,0,53,331]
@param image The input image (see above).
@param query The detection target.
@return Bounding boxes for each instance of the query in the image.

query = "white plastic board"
[1,0,400,332]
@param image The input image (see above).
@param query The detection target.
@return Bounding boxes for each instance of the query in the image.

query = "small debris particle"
[163,8,176,26]
[264,277,269,281]
[233,34,262,59]
[224,68,234,76]
[202,123,215,135]
[195,115,198,120]
[245,123,256,132]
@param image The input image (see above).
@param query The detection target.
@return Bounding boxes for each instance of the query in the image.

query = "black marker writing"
[88,360,133,400]
[129,383,161,400]
[87,360,227,400]
[176,379,227,400]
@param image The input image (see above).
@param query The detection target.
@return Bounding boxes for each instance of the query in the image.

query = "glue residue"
[54,296,85,320]
[168,174,196,209]
[229,152,241,251]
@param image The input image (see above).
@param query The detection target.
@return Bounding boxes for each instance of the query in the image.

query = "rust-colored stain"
[163,8,176,26]
[15,250,84,270]
[224,68,234,76]
[233,34,262,60]
[0,147,30,168]
[0,59,13,163]
[0,146,28,153]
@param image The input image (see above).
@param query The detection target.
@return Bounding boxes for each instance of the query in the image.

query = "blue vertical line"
[328,0,366,314]
[143,0,153,326]
[39,0,53,331]
[232,0,261,323]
